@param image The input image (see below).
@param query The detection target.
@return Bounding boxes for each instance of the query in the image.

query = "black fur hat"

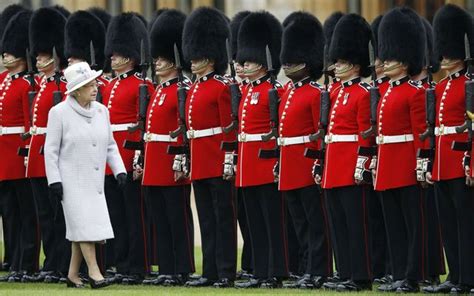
[148,9,168,31]
[422,18,440,73]
[371,15,383,58]
[132,12,148,28]
[65,10,106,70]
[1,10,32,59]
[281,12,324,80]
[236,11,282,74]
[51,5,70,18]
[323,12,344,47]
[150,9,189,70]
[87,7,111,30]
[105,13,149,63]
[329,13,371,77]
[0,4,25,35]
[182,7,230,75]
[230,11,251,60]
[29,7,68,68]
[378,7,426,76]
[433,4,474,60]
[282,11,312,28]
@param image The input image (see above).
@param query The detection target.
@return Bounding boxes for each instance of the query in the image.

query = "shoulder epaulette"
[408,80,422,89]
[213,74,230,85]
[358,81,370,92]
[309,81,322,89]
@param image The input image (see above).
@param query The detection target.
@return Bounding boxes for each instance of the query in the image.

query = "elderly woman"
[44,62,127,289]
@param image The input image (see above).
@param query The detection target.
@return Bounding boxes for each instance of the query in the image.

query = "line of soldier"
[0,3,473,294]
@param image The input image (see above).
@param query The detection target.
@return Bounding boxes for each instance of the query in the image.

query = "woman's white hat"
[64,62,102,94]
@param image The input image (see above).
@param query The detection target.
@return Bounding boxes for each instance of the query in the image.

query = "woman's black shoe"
[88,277,110,289]
[66,278,85,288]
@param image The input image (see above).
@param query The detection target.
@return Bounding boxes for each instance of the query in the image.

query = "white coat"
[44,96,126,242]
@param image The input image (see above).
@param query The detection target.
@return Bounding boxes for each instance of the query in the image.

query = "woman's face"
[76,80,98,103]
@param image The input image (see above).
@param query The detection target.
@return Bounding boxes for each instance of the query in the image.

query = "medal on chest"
[250,92,260,105]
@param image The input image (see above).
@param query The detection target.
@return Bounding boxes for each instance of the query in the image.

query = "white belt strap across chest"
[324,134,358,144]
[144,132,177,143]
[0,126,25,136]
[376,134,414,145]
[278,135,311,146]
[111,123,138,132]
[187,127,222,139]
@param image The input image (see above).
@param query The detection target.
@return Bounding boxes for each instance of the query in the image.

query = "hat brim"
[65,69,103,94]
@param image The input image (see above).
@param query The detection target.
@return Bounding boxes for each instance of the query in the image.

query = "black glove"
[116,173,128,190]
[49,182,63,201]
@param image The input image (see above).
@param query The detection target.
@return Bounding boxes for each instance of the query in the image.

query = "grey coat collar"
[66,96,96,118]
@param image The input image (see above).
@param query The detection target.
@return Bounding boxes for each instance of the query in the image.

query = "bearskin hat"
[150,9,189,70]
[378,7,425,76]
[105,13,149,63]
[281,12,324,80]
[433,4,474,61]
[323,12,344,47]
[230,11,250,60]
[182,7,230,75]
[1,10,32,59]
[371,15,383,58]
[65,11,106,71]
[87,7,111,30]
[282,11,311,28]
[51,5,70,18]
[422,18,440,73]
[148,9,168,31]
[329,13,371,77]
[29,7,68,68]
[237,11,282,74]
[0,4,25,37]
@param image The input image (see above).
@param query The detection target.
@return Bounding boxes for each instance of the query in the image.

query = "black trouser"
[326,185,372,281]
[30,177,70,274]
[0,181,14,266]
[422,186,445,279]
[380,185,424,281]
[434,178,474,286]
[0,179,39,272]
[285,185,332,277]
[242,183,288,279]
[367,189,388,278]
[144,185,195,275]
[236,187,252,272]
[104,173,148,276]
[192,177,236,280]
[286,209,303,275]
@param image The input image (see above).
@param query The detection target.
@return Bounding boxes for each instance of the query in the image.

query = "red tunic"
[278,78,321,191]
[235,75,283,187]
[185,72,234,180]
[142,77,191,186]
[374,77,428,190]
[102,70,155,174]
[0,72,34,180]
[26,76,67,178]
[430,70,468,181]
[322,77,373,189]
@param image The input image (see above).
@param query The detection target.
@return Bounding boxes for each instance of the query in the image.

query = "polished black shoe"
[88,277,110,289]
[337,280,372,292]
[375,274,394,285]
[323,277,345,290]
[122,274,144,285]
[235,278,264,288]
[21,272,44,283]
[311,276,327,289]
[143,275,169,286]
[44,272,62,283]
[378,279,405,292]
[420,276,440,287]
[288,272,301,281]
[213,278,234,288]
[66,278,85,288]
[164,274,187,287]
[450,284,474,294]
[105,267,116,276]
[396,279,420,293]
[107,273,125,284]
[0,272,16,282]
[185,277,215,287]
[188,273,201,280]
[283,274,309,289]
[236,270,253,281]
[423,280,456,294]
[7,271,24,283]
[1,262,10,271]
[150,271,160,277]
[260,277,282,289]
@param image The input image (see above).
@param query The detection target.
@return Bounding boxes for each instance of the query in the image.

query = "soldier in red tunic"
[232,11,288,289]
[277,12,332,289]
[375,8,427,293]
[181,7,237,288]
[0,8,40,282]
[315,14,374,292]
[140,10,195,286]
[102,13,154,284]
[424,4,474,294]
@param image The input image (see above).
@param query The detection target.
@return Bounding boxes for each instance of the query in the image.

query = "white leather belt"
[187,127,222,139]
[144,132,177,143]
[376,134,414,144]
[435,125,467,136]
[29,126,47,135]
[324,134,358,144]
[238,132,267,142]
[111,123,138,132]
[0,126,25,136]
[278,135,311,146]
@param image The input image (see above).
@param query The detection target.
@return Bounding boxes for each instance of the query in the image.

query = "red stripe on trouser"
[361,188,372,279]
[139,188,149,273]
[183,187,195,271]
[419,190,425,280]
[280,193,289,273]
[320,192,333,275]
